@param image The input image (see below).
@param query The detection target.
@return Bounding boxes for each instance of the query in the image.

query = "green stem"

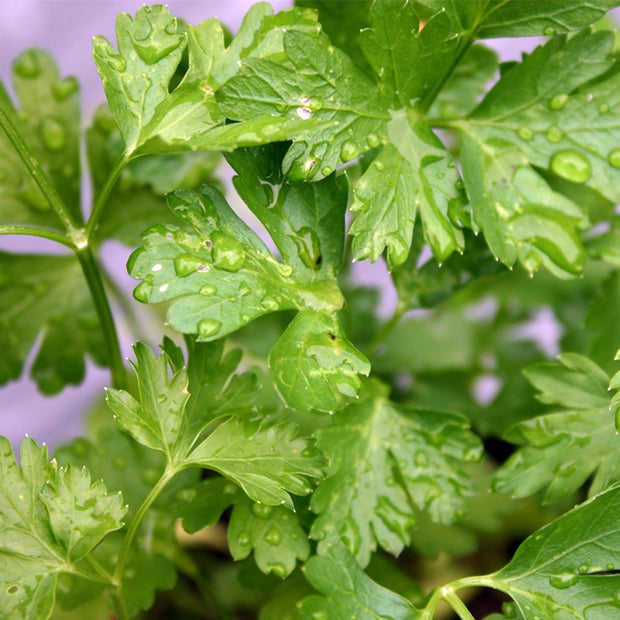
[84,555,115,585]
[441,588,476,620]
[85,153,129,239]
[0,224,74,249]
[110,589,131,620]
[0,106,80,233]
[75,246,127,390]
[363,302,407,357]
[113,467,177,585]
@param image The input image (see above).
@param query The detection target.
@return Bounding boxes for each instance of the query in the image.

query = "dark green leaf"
[310,380,482,565]
[0,252,106,393]
[487,485,620,618]
[494,354,620,502]
[300,543,421,619]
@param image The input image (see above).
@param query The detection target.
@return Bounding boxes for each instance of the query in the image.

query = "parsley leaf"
[0,49,81,227]
[486,485,620,618]
[493,354,620,502]
[460,29,620,275]
[300,543,421,619]
[0,253,106,394]
[310,380,482,566]
[0,437,125,620]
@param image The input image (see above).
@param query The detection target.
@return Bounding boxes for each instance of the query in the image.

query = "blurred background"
[0,1,558,448]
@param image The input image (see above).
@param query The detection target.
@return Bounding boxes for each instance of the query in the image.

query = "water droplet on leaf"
[268,563,288,578]
[367,133,381,148]
[200,284,217,296]
[321,166,334,176]
[546,125,563,143]
[549,573,579,589]
[14,50,41,78]
[39,117,66,151]
[133,280,153,303]
[296,106,312,120]
[212,232,245,272]
[599,103,610,114]
[549,93,569,111]
[550,149,592,183]
[265,527,282,546]
[543,26,556,36]
[261,296,279,312]
[518,126,534,141]
[608,148,620,168]
[237,532,251,546]
[251,503,273,519]
[340,140,360,162]
[176,488,197,502]
[197,319,221,339]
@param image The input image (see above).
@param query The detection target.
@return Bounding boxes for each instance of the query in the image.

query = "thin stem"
[363,302,407,357]
[75,247,127,390]
[84,555,115,585]
[110,589,131,620]
[113,467,177,585]
[442,588,476,620]
[0,106,79,233]
[0,224,75,249]
[86,154,129,239]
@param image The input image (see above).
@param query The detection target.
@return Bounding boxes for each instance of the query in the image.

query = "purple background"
[0,1,558,448]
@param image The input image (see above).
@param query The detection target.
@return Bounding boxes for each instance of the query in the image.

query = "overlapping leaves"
[310,380,482,566]
[494,354,620,502]
[106,341,324,507]
[0,437,125,619]
[128,149,369,412]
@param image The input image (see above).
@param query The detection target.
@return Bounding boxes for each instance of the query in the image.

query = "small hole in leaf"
[328,333,336,340]
[315,255,322,266]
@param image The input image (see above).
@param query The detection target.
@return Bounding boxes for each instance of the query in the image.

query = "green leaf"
[93,5,186,152]
[229,498,310,579]
[0,437,125,620]
[310,380,482,566]
[218,29,390,181]
[186,417,324,509]
[460,29,620,275]
[105,342,189,461]
[414,0,620,38]
[486,485,620,619]
[494,354,620,502]
[0,252,106,393]
[299,543,421,619]
[350,109,465,269]
[227,144,348,278]
[0,49,81,227]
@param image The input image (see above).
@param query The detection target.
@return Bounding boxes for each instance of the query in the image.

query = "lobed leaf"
[487,485,620,618]
[494,354,620,502]
[310,380,482,566]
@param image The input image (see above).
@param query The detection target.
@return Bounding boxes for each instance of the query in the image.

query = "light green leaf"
[299,543,421,619]
[186,417,324,509]
[0,49,80,227]
[460,29,620,275]
[494,354,620,502]
[128,185,344,339]
[229,498,310,579]
[0,437,125,620]
[310,380,482,566]
[0,252,106,394]
[269,310,370,414]
[93,5,186,152]
[105,342,189,461]
[486,485,620,619]
[218,29,390,181]
[350,109,465,269]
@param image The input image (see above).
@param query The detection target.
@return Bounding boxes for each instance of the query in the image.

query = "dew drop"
[518,126,535,141]
[158,283,169,293]
[374,160,385,171]
[39,117,67,151]
[174,255,203,277]
[152,263,163,272]
[133,280,153,303]
[268,563,288,578]
[550,149,592,183]
[237,532,251,546]
[200,284,217,296]
[578,564,589,574]
[546,125,563,143]
[549,573,579,589]
[238,282,251,297]
[276,262,293,277]
[106,52,127,73]
[549,93,569,111]
[340,140,360,162]
[261,296,279,312]
[599,103,610,114]
[321,165,334,176]
[296,106,312,120]
[13,50,41,78]
[265,527,282,546]
[455,179,464,190]
[251,502,273,519]
[415,451,428,467]
[176,488,197,502]
[543,26,556,36]
[197,319,221,339]
[608,148,620,169]
[52,76,79,101]
[274,103,288,113]
[6,584,19,595]
[367,133,381,148]
[212,232,245,272]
